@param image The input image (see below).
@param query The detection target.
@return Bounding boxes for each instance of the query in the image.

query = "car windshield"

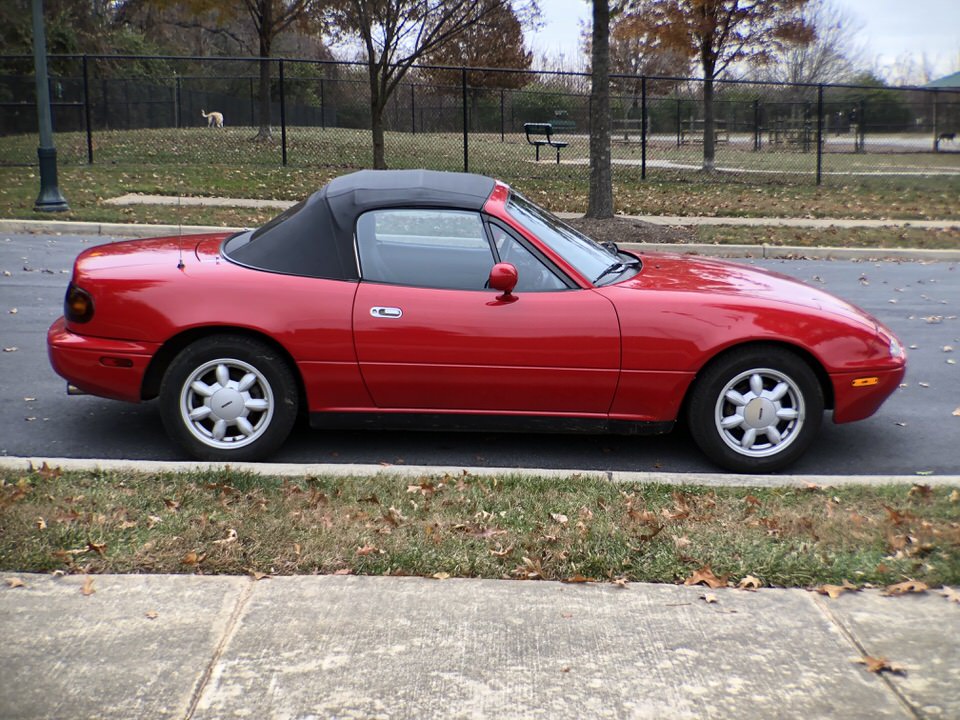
[505,191,625,284]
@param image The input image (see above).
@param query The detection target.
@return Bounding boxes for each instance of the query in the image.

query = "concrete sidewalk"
[2,573,957,719]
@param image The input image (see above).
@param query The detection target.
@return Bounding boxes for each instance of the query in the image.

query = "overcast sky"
[528,0,960,82]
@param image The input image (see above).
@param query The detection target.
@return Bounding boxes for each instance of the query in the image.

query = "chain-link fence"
[2,53,959,188]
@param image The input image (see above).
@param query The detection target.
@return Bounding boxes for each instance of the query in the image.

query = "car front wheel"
[687,347,824,473]
[159,335,298,462]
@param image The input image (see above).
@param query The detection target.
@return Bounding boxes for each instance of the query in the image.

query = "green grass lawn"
[2,467,958,588]
[1,126,958,244]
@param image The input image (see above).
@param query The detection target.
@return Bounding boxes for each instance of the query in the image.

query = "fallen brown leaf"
[181,551,202,566]
[941,587,960,604]
[81,576,95,596]
[145,610,159,620]
[684,566,727,589]
[700,593,718,604]
[883,580,929,596]
[355,545,378,556]
[815,580,858,599]
[5,577,26,589]
[431,572,450,580]
[248,570,271,581]
[33,462,62,479]
[855,656,906,675]
[738,575,763,591]
[561,575,591,584]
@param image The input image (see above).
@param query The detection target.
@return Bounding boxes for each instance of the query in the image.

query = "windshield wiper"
[592,257,641,285]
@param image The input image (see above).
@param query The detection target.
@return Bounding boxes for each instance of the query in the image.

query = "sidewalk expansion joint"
[183,579,255,720]
[810,593,921,720]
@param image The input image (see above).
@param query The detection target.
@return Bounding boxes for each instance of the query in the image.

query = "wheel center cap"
[743,398,776,429]
[211,389,244,421]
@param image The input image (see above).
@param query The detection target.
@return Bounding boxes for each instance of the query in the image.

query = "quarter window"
[356,209,494,290]
[489,223,568,292]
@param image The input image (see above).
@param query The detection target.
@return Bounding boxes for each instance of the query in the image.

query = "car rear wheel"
[687,347,823,473]
[159,335,298,462]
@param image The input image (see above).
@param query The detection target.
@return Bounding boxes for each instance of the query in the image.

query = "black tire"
[159,335,298,462]
[687,347,824,473]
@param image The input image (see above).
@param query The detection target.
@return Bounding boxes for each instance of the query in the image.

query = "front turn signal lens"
[65,284,94,323]
[852,377,879,388]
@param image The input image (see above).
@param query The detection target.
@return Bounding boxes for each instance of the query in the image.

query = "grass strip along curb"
[2,463,957,589]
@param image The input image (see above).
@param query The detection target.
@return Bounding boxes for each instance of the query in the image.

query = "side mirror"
[488,262,518,299]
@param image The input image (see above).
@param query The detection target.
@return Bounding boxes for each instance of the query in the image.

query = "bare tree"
[633,0,814,171]
[328,0,535,169]
[760,0,863,85]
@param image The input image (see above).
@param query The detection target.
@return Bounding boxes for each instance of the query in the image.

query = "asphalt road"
[1,231,957,475]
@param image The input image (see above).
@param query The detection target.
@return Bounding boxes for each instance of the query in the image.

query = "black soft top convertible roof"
[225,169,497,280]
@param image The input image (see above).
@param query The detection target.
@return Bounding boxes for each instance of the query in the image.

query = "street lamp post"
[32,0,68,212]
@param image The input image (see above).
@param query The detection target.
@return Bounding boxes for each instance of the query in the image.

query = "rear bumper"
[830,364,906,424]
[47,317,159,402]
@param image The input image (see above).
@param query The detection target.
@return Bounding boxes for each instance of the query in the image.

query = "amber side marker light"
[852,377,880,387]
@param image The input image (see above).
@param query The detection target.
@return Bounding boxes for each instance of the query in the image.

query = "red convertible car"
[48,170,905,472]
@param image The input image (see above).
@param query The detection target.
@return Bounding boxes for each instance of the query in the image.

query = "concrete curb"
[6,217,960,261]
[2,456,957,487]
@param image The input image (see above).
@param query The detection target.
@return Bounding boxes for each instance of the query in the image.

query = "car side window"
[356,209,494,290]
[489,223,569,292]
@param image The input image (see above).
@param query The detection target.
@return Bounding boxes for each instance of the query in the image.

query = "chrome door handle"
[370,306,403,319]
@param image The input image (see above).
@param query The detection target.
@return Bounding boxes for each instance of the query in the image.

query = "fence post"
[320,77,325,130]
[676,98,681,148]
[753,98,760,151]
[500,88,505,142]
[410,83,416,133]
[279,59,287,166]
[461,67,468,172]
[857,99,865,152]
[640,76,647,180]
[175,73,182,129]
[932,90,939,152]
[815,84,823,185]
[82,55,93,164]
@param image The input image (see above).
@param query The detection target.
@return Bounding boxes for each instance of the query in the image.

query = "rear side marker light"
[852,377,879,387]
[100,356,134,368]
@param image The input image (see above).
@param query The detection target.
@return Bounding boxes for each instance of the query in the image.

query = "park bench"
[524,122,568,163]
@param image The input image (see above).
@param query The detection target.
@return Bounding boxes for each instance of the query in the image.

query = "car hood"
[74,233,233,273]
[620,252,879,330]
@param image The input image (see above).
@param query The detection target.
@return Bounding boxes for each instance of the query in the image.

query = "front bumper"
[47,318,159,403]
[830,364,906,424]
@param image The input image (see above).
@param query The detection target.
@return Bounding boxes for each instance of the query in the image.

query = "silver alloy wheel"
[714,367,805,458]
[179,357,275,450]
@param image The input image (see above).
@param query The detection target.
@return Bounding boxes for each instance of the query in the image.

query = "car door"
[351,208,621,413]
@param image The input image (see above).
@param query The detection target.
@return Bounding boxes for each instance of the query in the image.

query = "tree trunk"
[256,30,273,141]
[702,74,715,172]
[586,0,613,219]
[371,98,387,169]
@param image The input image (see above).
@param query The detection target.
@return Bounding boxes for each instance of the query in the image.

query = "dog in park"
[201,110,224,128]
[938,132,956,143]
